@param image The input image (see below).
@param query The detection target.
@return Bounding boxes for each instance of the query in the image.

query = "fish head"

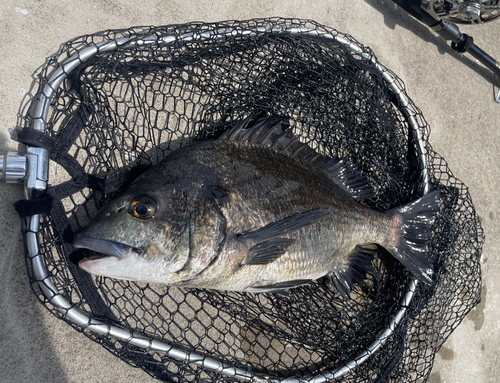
[73,183,192,284]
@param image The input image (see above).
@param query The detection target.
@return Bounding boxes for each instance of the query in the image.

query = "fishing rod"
[392,0,500,102]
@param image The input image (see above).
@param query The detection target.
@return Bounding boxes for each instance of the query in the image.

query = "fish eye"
[129,195,158,219]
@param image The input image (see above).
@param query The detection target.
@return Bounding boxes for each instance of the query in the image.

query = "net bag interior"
[16,18,484,383]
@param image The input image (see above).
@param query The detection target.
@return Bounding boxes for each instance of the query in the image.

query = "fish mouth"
[73,234,140,272]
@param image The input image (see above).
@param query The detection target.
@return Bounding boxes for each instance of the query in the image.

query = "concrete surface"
[0,1,498,382]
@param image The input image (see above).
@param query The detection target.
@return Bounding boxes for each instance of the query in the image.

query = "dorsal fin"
[220,116,374,200]
[319,157,375,200]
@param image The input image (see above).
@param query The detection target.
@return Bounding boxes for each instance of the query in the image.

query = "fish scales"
[73,116,440,296]
[152,141,372,288]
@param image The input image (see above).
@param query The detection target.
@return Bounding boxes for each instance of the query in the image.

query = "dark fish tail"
[385,190,441,284]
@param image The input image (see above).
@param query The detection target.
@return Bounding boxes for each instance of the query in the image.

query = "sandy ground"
[0,1,498,382]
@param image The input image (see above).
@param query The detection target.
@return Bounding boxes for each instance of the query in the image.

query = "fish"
[73,116,440,296]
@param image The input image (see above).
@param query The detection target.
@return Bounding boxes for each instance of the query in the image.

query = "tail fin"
[385,190,441,284]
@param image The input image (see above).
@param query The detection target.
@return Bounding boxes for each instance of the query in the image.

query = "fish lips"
[73,234,139,273]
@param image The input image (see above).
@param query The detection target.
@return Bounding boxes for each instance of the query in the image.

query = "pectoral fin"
[242,238,295,265]
[239,209,329,242]
[238,209,329,265]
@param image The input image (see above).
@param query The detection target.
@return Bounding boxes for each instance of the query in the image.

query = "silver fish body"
[74,117,439,294]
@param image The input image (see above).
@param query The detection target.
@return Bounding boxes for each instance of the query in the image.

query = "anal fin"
[328,244,379,299]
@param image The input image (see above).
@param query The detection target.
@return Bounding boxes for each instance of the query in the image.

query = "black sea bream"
[73,116,440,295]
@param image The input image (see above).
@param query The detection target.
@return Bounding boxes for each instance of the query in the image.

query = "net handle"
[24,22,430,382]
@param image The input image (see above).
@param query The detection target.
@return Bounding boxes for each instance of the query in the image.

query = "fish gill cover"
[17,18,483,383]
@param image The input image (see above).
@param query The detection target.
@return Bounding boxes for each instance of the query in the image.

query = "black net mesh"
[17,18,483,383]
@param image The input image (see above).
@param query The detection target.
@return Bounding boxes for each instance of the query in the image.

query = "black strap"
[16,104,132,197]
[14,195,54,217]
[54,106,89,154]
[16,105,90,153]
[16,128,55,151]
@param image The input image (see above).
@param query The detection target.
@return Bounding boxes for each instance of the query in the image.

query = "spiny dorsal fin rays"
[322,158,375,200]
[219,115,283,143]
[240,117,273,143]
[218,116,250,141]
[270,130,294,149]
[220,115,375,200]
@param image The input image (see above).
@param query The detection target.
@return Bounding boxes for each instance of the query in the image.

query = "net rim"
[23,20,430,382]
